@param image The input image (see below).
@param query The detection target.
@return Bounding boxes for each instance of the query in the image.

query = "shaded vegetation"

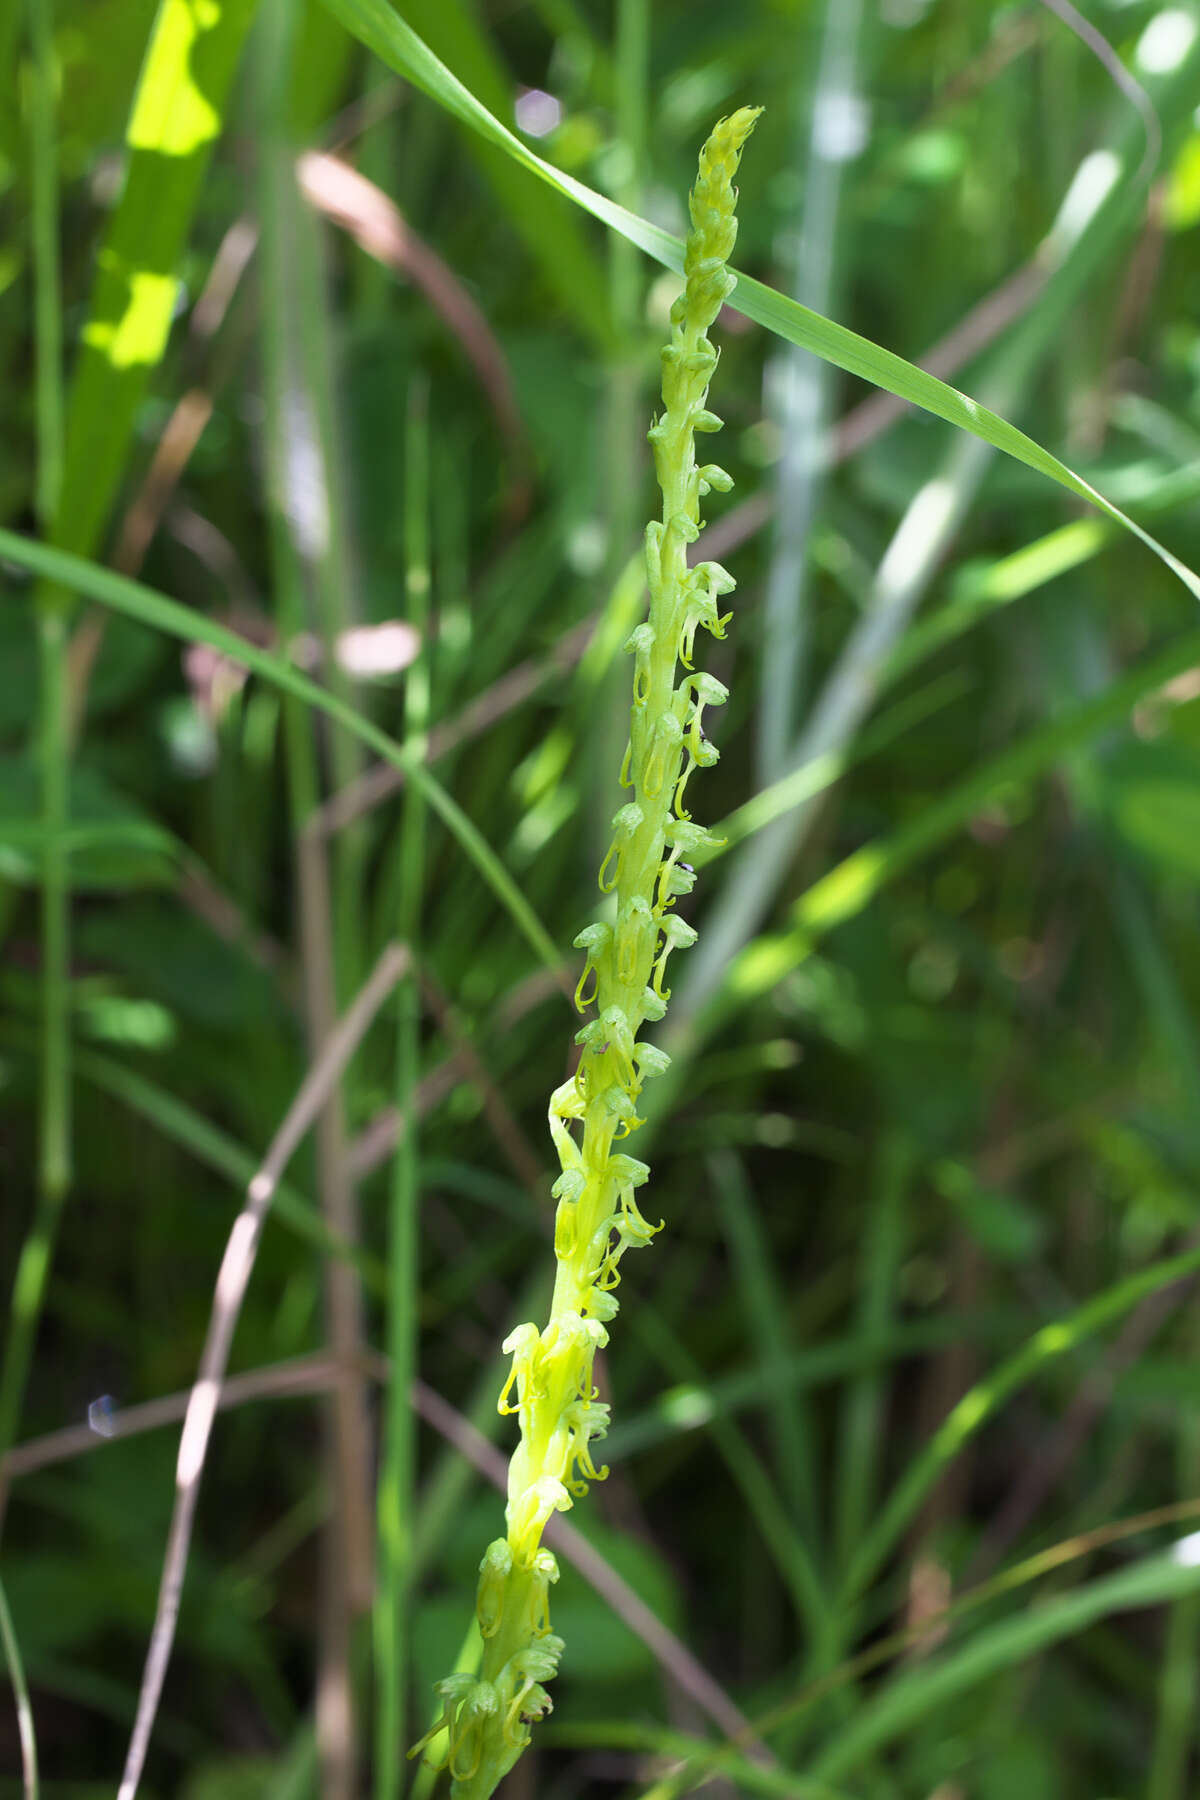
[4,1,1200,1797]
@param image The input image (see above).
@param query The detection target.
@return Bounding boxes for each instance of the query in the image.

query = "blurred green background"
[4,0,1200,1795]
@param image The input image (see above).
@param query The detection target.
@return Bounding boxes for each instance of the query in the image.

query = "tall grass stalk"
[374,379,431,1796]
[0,0,68,1508]
[26,0,60,527]
[408,108,760,1799]
[258,9,371,1789]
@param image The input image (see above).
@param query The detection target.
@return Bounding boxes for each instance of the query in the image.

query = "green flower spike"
[411,105,760,1800]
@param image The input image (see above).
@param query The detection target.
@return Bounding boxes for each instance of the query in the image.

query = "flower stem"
[409,106,760,1800]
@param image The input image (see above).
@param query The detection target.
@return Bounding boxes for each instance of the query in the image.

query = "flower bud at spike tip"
[416,107,759,1800]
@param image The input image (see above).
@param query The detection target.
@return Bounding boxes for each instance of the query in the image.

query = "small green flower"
[413,104,759,1800]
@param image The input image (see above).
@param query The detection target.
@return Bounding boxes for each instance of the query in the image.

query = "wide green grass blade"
[0,529,564,980]
[53,0,257,566]
[0,0,20,138]
[316,0,1200,606]
[757,0,867,780]
[281,109,369,1005]
[811,1549,1200,1783]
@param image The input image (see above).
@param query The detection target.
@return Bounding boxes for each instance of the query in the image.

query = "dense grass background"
[4,0,1200,1795]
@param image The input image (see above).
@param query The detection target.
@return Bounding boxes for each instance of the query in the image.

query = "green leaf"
[77,900,280,1033]
[0,534,565,979]
[0,601,171,738]
[0,754,177,888]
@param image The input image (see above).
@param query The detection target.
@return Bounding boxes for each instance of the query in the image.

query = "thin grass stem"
[0,0,70,1525]
[374,377,431,1797]
[27,0,61,526]
[0,1567,38,1800]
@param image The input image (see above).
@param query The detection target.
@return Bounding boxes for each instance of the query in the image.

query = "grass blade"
[841,1239,1200,1612]
[391,0,610,347]
[812,1549,1200,1783]
[630,1303,830,1641]
[0,0,69,1503]
[53,0,257,567]
[0,529,565,980]
[757,0,866,779]
[711,1149,823,1552]
[0,1567,38,1800]
[832,1134,911,1582]
[374,378,431,1797]
[70,1046,388,1291]
[886,460,1200,687]
[26,0,61,526]
[316,0,1200,605]
[718,625,1200,1013]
